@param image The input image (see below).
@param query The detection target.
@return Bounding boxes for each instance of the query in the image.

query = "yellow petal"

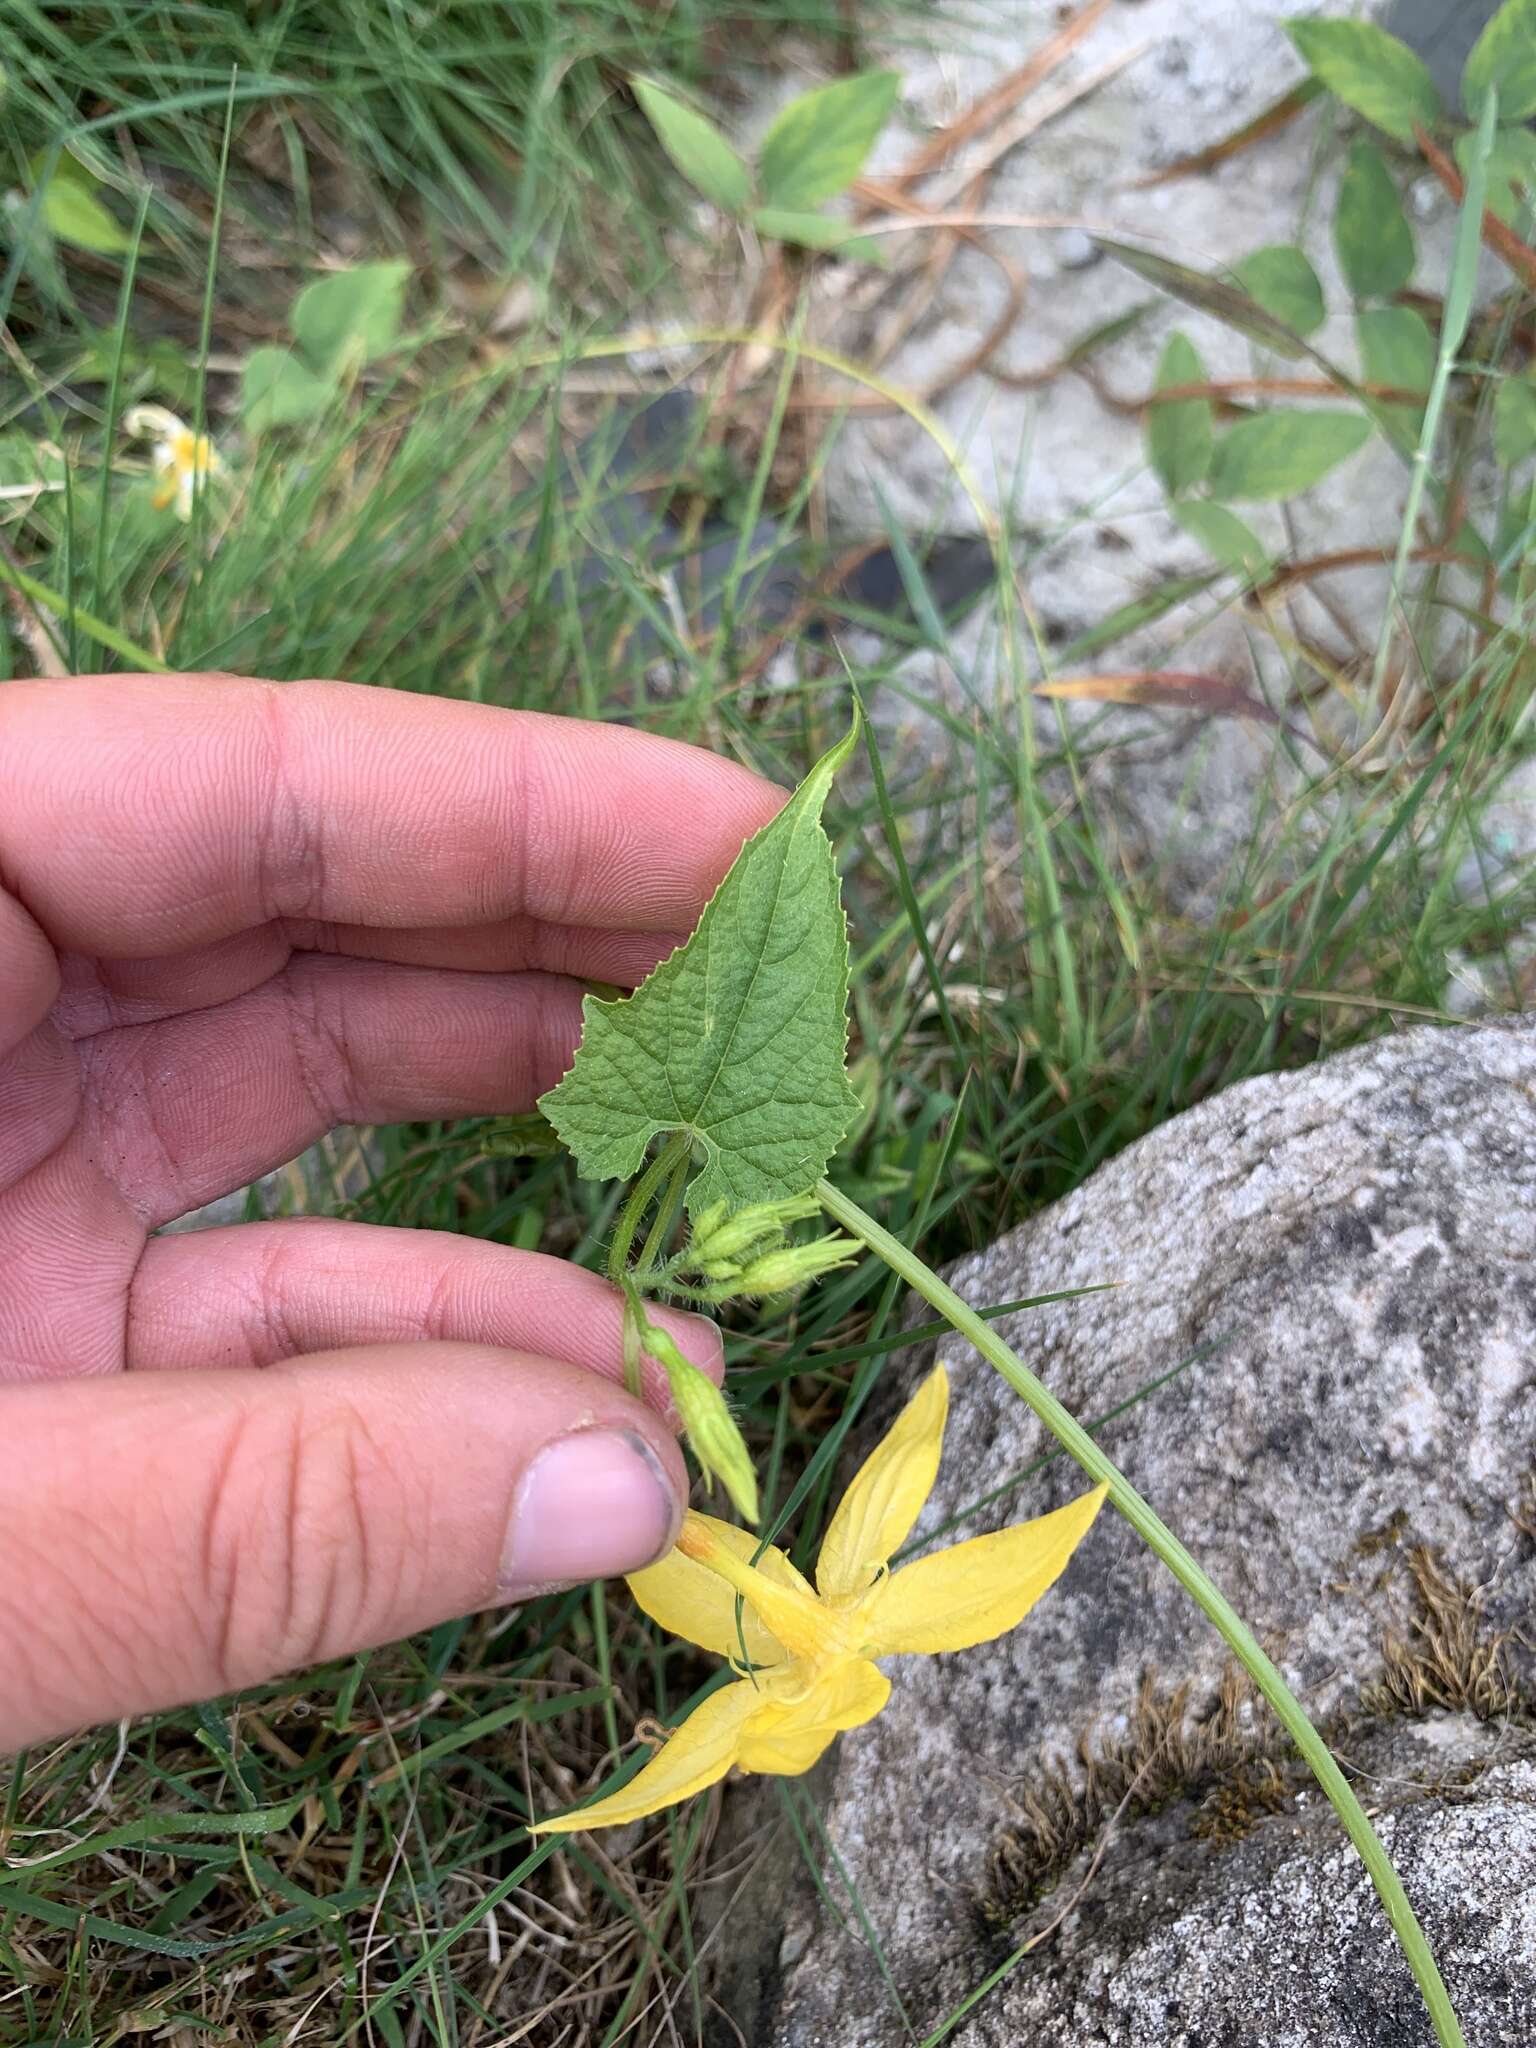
[532,1679,757,1833]
[628,1515,811,1666]
[816,1364,948,1600]
[864,1483,1108,1655]
[737,1658,891,1775]
[676,1514,850,1662]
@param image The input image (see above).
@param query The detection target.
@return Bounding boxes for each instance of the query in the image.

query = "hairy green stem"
[607,1134,690,1285]
[636,1144,691,1275]
[817,1179,1464,2048]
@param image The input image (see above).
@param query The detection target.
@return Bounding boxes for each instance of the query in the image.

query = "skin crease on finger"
[0,1346,691,1750]
[0,673,782,1743]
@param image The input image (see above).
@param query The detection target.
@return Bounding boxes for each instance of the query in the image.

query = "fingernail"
[500,1430,678,1597]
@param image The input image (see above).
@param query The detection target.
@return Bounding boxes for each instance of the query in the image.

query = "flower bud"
[686,1194,821,1269]
[731,1232,856,1298]
[640,1322,759,1525]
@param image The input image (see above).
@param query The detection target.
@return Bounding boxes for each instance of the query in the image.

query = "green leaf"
[1206,409,1373,501]
[1457,125,1536,228]
[1285,18,1441,144]
[37,174,130,254]
[751,206,884,261]
[1356,306,1434,393]
[1233,244,1325,345]
[1356,306,1433,446]
[541,724,863,1215]
[241,346,335,430]
[758,70,900,208]
[1493,376,1536,466]
[1462,0,1536,122]
[291,261,410,375]
[1172,499,1271,573]
[1333,139,1415,298]
[1147,331,1213,496]
[632,76,751,214]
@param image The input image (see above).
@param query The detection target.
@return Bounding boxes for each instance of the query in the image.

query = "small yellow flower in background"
[535,1364,1107,1833]
[122,403,222,521]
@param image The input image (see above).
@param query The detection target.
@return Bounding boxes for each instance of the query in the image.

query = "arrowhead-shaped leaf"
[1285,19,1440,146]
[632,77,752,214]
[758,70,900,209]
[292,261,410,376]
[541,723,862,1215]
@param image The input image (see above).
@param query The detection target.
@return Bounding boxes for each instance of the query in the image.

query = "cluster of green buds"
[614,1182,859,1526]
[669,1195,856,1304]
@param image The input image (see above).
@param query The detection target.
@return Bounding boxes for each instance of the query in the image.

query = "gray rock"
[707,1017,1536,2044]
[794,0,1523,911]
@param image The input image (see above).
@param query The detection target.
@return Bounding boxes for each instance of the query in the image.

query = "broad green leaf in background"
[1233,244,1325,345]
[1147,331,1213,496]
[1493,375,1536,466]
[1172,499,1271,574]
[758,70,900,209]
[1285,19,1441,145]
[292,261,410,376]
[542,724,863,1215]
[1357,306,1433,446]
[1206,409,1372,501]
[1462,0,1536,123]
[40,179,129,253]
[1333,139,1416,299]
[241,346,334,430]
[751,207,883,262]
[31,154,130,254]
[1356,306,1434,394]
[632,77,751,214]
[1456,126,1536,228]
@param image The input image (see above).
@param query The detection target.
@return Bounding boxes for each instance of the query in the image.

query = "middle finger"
[77,955,590,1228]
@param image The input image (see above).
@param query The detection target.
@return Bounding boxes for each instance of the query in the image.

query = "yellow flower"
[122,404,222,521]
[536,1365,1106,1832]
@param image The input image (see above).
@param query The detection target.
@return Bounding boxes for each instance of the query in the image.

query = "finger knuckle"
[198,1397,406,1690]
[253,683,327,924]
[278,959,356,1130]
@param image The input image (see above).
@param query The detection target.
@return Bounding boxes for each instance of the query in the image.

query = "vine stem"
[817,1178,1465,2048]
[608,1134,690,1285]
[610,1136,690,1398]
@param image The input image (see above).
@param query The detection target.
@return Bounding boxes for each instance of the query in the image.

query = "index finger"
[0,675,784,957]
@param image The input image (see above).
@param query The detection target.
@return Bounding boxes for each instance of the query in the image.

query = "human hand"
[0,673,782,1752]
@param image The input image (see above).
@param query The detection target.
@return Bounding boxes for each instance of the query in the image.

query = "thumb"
[0,1346,686,1752]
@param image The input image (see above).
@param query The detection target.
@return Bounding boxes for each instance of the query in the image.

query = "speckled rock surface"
[706,1017,1536,2045]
